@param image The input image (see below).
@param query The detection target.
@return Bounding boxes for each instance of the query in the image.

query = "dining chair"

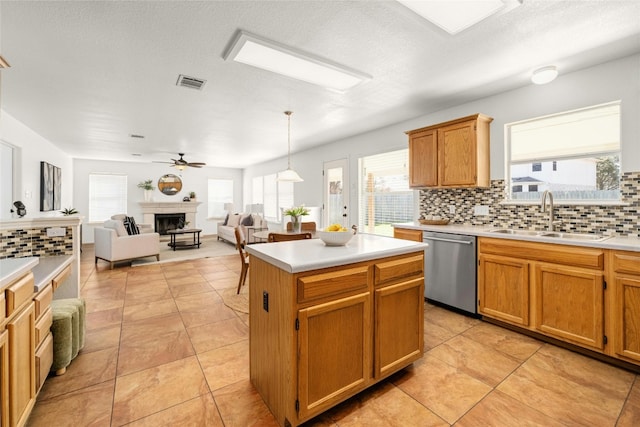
[234,227,249,294]
[286,221,316,232]
[267,232,313,242]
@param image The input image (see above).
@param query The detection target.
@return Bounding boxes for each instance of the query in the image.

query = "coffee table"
[167,228,202,250]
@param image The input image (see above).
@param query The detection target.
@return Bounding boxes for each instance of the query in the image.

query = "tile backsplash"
[0,227,74,259]
[419,171,639,237]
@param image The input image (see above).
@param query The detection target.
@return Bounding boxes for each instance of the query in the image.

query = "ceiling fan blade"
[152,160,174,164]
[187,162,206,166]
[188,164,204,168]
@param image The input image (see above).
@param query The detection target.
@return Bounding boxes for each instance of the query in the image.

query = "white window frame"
[88,173,127,223]
[207,178,234,219]
[505,101,621,204]
[257,173,294,222]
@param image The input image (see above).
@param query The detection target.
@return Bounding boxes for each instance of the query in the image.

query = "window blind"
[89,173,127,222]
[207,178,233,218]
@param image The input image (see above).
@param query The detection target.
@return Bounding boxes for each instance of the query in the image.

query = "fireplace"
[155,213,186,235]
[139,202,201,235]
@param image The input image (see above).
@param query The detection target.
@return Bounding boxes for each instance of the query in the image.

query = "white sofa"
[94,219,160,269]
[217,213,267,245]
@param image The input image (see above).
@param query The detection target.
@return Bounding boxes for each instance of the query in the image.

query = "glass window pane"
[89,174,127,222]
[207,178,233,218]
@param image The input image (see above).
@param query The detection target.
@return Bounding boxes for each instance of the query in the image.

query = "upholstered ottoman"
[50,298,86,375]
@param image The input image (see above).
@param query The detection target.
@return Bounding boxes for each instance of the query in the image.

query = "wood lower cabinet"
[478,253,529,326]
[406,114,493,188]
[478,238,606,352]
[250,251,424,427]
[610,250,640,363]
[7,303,35,427]
[1,329,8,427]
[393,228,423,242]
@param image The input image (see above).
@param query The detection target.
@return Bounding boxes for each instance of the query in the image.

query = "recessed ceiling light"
[531,66,559,85]
[129,134,145,139]
[397,0,522,35]
[131,153,142,157]
[223,30,371,92]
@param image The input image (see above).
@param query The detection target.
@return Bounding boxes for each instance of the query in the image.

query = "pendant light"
[277,111,303,182]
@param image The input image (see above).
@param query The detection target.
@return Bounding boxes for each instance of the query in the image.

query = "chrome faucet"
[541,190,558,231]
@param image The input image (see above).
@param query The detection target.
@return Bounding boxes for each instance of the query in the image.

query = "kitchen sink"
[537,232,611,241]
[487,228,611,242]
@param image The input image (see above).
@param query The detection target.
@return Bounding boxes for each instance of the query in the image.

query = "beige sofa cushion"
[104,219,128,237]
[227,214,242,227]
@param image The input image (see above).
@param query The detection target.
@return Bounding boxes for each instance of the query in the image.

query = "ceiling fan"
[155,153,206,170]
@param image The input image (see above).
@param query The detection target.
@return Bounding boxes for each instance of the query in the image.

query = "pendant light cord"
[285,111,293,169]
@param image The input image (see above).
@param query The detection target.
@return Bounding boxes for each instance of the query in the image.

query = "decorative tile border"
[0,227,74,259]
[419,171,640,237]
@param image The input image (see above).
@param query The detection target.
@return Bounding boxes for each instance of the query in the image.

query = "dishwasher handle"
[424,236,474,245]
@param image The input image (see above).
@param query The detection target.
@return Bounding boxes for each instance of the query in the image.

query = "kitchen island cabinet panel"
[0,329,8,427]
[7,302,35,427]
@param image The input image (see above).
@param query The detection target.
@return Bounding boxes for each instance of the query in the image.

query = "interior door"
[323,159,349,228]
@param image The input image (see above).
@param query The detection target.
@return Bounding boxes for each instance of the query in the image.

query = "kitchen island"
[246,234,428,427]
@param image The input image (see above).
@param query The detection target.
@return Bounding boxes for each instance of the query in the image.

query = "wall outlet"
[449,205,455,214]
[46,227,66,237]
[474,205,490,216]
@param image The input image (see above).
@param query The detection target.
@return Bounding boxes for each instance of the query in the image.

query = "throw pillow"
[222,213,229,226]
[123,216,140,235]
[227,214,241,227]
[241,214,254,226]
[104,219,128,237]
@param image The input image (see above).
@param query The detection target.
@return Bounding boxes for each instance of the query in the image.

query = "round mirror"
[157,174,183,195]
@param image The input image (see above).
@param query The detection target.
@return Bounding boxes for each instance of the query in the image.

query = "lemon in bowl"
[318,224,354,246]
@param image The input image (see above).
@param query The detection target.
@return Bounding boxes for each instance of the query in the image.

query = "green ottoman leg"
[51,309,72,375]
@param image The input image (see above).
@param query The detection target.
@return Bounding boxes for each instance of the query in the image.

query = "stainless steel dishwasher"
[423,231,477,315]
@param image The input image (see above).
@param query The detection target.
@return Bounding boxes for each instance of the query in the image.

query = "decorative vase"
[291,215,302,233]
[144,189,152,201]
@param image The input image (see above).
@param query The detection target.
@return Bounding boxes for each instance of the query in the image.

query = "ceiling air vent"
[176,74,206,90]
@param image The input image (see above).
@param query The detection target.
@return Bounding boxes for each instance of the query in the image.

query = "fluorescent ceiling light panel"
[224,31,370,91]
[397,0,521,35]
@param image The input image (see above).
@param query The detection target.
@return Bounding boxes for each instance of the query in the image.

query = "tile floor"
[26,245,640,426]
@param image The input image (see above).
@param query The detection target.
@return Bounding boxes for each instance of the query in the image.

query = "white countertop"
[246,233,428,273]
[0,257,39,290]
[393,222,640,252]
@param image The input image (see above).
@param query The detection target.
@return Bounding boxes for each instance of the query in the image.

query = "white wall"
[243,54,640,223]
[74,159,243,243]
[0,111,74,217]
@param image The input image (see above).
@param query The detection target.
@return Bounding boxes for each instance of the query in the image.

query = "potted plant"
[284,205,309,233]
[60,207,78,216]
[189,191,196,200]
[138,179,155,201]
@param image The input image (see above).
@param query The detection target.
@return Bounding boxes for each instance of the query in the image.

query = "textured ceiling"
[1,0,639,168]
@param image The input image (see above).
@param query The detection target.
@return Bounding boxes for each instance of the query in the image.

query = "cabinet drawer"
[297,266,369,304]
[612,251,640,275]
[374,254,424,285]
[6,272,34,317]
[35,308,53,348]
[52,264,71,291]
[35,332,53,392]
[34,284,53,319]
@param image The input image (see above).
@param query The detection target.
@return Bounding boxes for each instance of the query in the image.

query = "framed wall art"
[40,161,61,211]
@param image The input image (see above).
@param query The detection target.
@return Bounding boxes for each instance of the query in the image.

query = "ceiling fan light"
[278,168,304,182]
[531,65,558,85]
[174,164,187,171]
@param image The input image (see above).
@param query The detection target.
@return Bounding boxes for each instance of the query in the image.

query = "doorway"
[323,158,349,229]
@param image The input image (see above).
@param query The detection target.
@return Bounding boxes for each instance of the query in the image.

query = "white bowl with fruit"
[318,224,355,246]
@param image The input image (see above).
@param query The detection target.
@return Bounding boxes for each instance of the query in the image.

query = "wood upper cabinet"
[610,250,640,363]
[478,238,606,352]
[478,253,530,327]
[407,114,493,188]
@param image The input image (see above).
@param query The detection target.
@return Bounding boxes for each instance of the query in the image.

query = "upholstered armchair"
[94,219,160,269]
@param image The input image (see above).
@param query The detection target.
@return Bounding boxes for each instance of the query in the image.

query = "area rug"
[131,236,237,267]
[220,283,249,314]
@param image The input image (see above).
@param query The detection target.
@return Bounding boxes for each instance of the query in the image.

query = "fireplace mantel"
[139,202,201,230]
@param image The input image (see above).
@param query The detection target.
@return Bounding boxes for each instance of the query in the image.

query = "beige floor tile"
[187,316,249,353]
[497,345,634,425]
[126,271,166,283]
[124,281,173,306]
[28,380,114,427]
[122,298,178,323]
[174,290,223,310]
[117,313,195,376]
[125,393,224,427]
[424,320,459,350]
[112,356,209,425]
[425,304,480,335]
[462,321,543,361]
[427,335,521,386]
[38,346,118,401]
[393,354,492,424]
[199,340,249,391]
[455,390,567,427]
[81,282,126,300]
[85,296,124,314]
[327,381,448,427]
[85,306,123,330]
[83,324,121,353]
[212,379,279,426]
[167,278,215,298]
